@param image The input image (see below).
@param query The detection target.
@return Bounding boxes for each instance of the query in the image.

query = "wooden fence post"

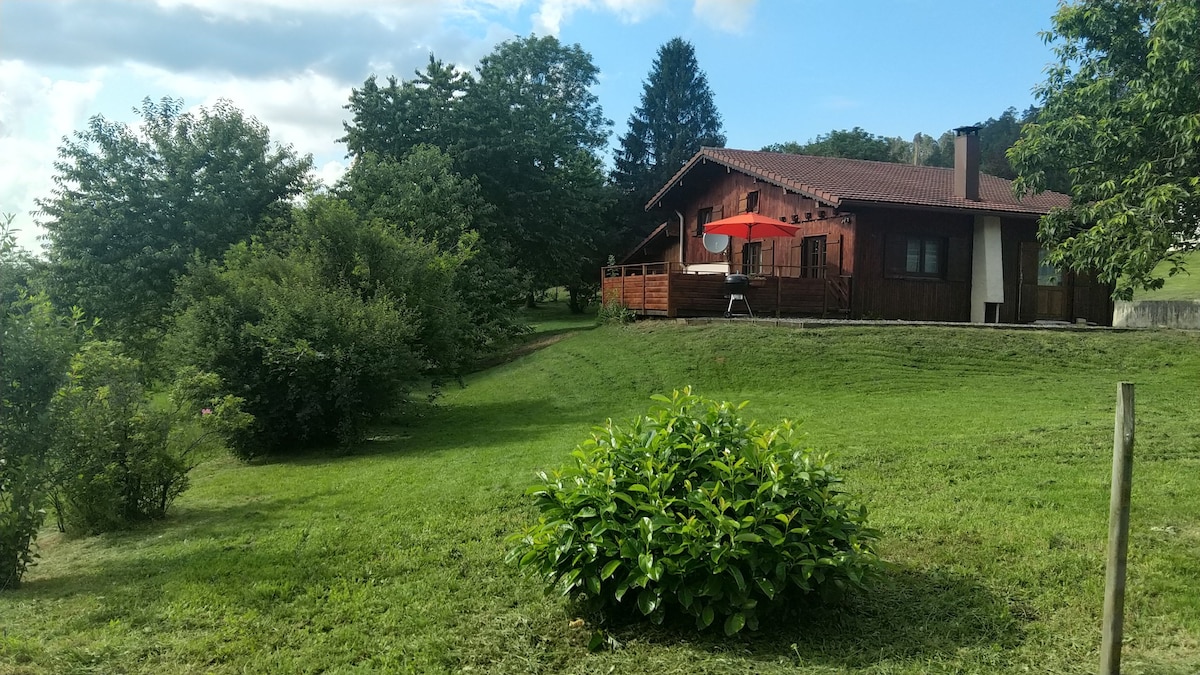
[1100,381,1135,675]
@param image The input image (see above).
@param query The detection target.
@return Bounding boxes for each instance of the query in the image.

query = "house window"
[885,234,946,279]
[904,236,945,277]
[800,235,826,278]
[695,207,713,236]
[744,190,759,213]
[742,241,762,275]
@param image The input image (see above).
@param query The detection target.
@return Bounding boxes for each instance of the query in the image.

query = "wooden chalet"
[602,127,1113,325]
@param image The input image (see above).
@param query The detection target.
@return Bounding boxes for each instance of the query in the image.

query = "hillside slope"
[3,324,1199,674]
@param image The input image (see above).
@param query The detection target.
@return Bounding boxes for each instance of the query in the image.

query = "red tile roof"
[647,147,1070,217]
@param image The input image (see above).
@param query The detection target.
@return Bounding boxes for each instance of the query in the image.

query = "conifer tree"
[613,38,724,239]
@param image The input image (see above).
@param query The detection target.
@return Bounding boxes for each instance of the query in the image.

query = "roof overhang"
[645,147,840,212]
[838,198,1052,219]
[619,220,676,264]
[643,147,1064,218]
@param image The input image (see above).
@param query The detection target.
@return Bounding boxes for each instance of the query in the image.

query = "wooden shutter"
[946,237,970,282]
[883,233,907,278]
[737,193,748,214]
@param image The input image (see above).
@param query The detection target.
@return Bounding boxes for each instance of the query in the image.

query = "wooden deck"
[601,262,852,318]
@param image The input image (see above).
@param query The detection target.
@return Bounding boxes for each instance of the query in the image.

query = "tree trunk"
[567,286,585,314]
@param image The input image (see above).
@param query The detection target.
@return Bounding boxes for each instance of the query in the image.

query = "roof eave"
[838,198,1057,219]
[644,148,841,212]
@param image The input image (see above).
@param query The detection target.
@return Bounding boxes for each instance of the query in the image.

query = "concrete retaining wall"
[1113,300,1200,329]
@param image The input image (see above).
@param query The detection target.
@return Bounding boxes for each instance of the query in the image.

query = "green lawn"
[3,324,1199,674]
[521,296,598,335]
[1135,250,1200,300]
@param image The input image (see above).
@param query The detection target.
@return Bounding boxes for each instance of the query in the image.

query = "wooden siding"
[852,207,973,321]
[1009,225,1113,325]
[671,165,856,274]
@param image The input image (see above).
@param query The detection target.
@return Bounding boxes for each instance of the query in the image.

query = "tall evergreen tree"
[613,38,725,240]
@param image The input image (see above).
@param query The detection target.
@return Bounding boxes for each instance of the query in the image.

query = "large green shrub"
[166,234,424,457]
[48,342,250,534]
[508,388,880,634]
[1,218,80,589]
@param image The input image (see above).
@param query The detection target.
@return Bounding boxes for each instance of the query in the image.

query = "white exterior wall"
[970,215,1004,322]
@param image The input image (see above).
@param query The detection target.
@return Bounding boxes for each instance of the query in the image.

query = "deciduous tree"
[763,127,903,163]
[456,35,614,304]
[338,146,525,348]
[341,56,472,161]
[39,98,312,353]
[1009,0,1200,298]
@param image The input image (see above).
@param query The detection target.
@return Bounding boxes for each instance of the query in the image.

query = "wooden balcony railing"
[600,263,852,318]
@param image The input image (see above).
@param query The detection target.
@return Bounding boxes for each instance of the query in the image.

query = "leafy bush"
[338,148,527,359]
[48,342,250,534]
[596,298,634,325]
[166,233,425,457]
[1,219,80,589]
[508,388,881,634]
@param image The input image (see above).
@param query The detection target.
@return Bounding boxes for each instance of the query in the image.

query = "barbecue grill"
[724,273,753,318]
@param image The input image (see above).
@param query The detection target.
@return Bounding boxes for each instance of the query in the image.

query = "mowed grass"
[521,296,598,335]
[1136,250,1200,300]
[3,323,1199,674]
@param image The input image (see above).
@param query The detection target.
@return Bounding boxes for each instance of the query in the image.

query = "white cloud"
[532,0,667,35]
[0,61,357,252]
[142,66,352,154]
[316,159,350,190]
[0,61,104,252]
[692,0,756,34]
[153,0,525,23]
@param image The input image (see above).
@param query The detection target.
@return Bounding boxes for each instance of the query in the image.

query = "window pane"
[696,207,712,236]
[743,242,762,274]
[1037,249,1062,286]
[923,239,940,274]
[905,238,921,273]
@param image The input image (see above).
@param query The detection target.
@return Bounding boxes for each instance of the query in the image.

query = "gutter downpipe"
[676,210,686,267]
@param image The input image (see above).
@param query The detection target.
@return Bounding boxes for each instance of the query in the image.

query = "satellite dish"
[702,233,730,254]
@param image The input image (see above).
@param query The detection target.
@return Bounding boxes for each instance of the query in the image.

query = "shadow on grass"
[18,495,319,595]
[602,565,1025,669]
[247,395,604,467]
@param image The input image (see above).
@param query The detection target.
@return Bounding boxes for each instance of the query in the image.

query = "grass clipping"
[508,387,881,635]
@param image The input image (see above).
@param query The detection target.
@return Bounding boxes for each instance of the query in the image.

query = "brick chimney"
[953,125,981,201]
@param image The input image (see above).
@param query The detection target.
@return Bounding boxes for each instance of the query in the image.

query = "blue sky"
[0,0,1063,250]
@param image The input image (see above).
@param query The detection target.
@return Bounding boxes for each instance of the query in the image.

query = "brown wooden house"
[602,127,1113,325]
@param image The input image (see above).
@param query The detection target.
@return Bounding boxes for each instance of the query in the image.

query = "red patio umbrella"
[702,212,802,240]
[704,213,801,276]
